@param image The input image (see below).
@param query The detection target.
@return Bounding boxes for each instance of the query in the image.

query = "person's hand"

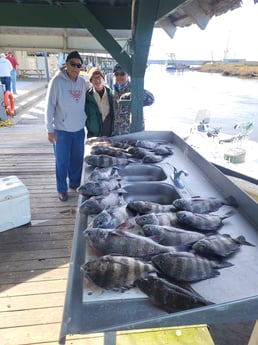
[48,132,56,144]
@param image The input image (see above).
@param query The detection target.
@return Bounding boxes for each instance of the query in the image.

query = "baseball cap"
[113,64,127,74]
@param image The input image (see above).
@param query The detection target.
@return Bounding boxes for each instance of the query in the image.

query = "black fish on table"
[81,255,156,291]
[176,210,235,231]
[78,177,122,197]
[173,196,237,213]
[135,275,214,313]
[126,201,176,214]
[135,212,178,227]
[85,154,133,168]
[90,145,132,158]
[88,167,120,181]
[84,228,178,259]
[151,251,232,282]
[91,204,134,229]
[142,224,205,246]
[79,192,124,215]
[192,233,256,258]
[142,154,164,163]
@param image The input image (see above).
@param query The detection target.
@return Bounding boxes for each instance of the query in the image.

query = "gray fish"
[176,210,235,231]
[81,255,156,291]
[135,275,213,313]
[126,201,176,214]
[91,204,135,229]
[134,140,158,149]
[91,145,131,158]
[85,154,131,168]
[84,228,177,259]
[142,224,205,246]
[142,154,164,163]
[79,192,124,215]
[192,234,255,257]
[153,146,173,156]
[88,167,120,181]
[135,212,178,227]
[78,177,121,196]
[152,251,232,282]
[126,146,151,159]
[173,196,237,213]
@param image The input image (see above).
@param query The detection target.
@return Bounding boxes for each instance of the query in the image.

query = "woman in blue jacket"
[86,67,114,138]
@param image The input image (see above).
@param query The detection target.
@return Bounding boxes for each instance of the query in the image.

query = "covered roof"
[0,0,244,56]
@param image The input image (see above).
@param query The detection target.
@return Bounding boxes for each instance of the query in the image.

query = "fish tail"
[224,195,238,208]
[236,235,256,247]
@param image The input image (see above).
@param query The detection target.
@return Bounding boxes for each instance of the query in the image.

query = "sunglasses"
[114,72,125,76]
[69,61,82,69]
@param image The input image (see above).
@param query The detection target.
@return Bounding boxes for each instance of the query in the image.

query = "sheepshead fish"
[151,251,232,282]
[142,154,164,163]
[91,145,132,158]
[85,154,132,168]
[173,196,237,213]
[79,192,124,215]
[192,234,255,258]
[78,177,121,196]
[153,145,173,156]
[135,275,213,313]
[81,255,156,291]
[135,212,178,227]
[126,146,151,159]
[176,210,235,231]
[142,224,205,246]
[84,228,178,259]
[88,167,120,181]
[126,201,176,214]
[91,204,135,229]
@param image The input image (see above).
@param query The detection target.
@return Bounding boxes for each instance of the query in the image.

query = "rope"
[0,119,15,127]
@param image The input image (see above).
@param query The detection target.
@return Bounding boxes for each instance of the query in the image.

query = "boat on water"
[184,109,258,185]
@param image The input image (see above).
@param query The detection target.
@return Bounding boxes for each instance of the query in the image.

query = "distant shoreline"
[194,62,258,79]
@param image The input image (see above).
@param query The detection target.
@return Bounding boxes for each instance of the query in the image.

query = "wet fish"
[85,154,132,168]
[135,212,178,227]
[135,275,213,313]
[126,201,176,214]
[79,192,124,215]
[84,228,178,259]
[192,234,255,258]
[173,196,237,213]
[142,224,205,246]
[153,146,174,156]
[151,251,232,282]
[126,146,151,159]
[88,167,120,181]
[91,204,135,229]
[176,210,235,231]
[142,154,164,163]
[91,145,132,158]
[81,255,156,291]
[78,177,121,196]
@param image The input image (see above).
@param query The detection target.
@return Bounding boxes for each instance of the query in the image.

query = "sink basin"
[123,182,180,204]
[119,164,167,182]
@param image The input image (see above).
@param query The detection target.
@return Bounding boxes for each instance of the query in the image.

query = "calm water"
[144,65,258,142]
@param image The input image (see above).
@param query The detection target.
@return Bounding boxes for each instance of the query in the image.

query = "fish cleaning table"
[59,131,258,345]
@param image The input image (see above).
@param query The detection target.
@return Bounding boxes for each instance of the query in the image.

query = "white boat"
[184,109,258,185]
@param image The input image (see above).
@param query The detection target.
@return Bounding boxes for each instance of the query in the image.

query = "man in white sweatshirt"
[45,51,87,201]
[0,53,12,92]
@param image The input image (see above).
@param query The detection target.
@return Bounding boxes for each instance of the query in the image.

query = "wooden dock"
[0,96,104,344]
[0,83,256,345]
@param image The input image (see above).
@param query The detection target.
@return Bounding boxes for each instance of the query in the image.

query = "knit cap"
[66,51,83,64]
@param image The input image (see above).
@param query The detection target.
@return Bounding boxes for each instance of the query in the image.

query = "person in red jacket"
[6,51,19,94]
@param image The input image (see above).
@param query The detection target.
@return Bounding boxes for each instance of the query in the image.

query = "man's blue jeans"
[54,129,85,193]
[0,77,11,91]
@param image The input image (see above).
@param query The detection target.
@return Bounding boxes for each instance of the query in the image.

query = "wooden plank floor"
[0,99,104,344]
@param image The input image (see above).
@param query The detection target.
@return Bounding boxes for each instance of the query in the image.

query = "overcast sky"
[149,0,258,61]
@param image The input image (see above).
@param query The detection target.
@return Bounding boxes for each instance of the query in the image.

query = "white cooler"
[0,176,31,232]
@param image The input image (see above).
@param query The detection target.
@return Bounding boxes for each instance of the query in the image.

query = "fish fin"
[224,195,238,208]
[235,235,256,247]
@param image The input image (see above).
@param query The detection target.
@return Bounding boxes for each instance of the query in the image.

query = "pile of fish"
[79,136,255,314]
